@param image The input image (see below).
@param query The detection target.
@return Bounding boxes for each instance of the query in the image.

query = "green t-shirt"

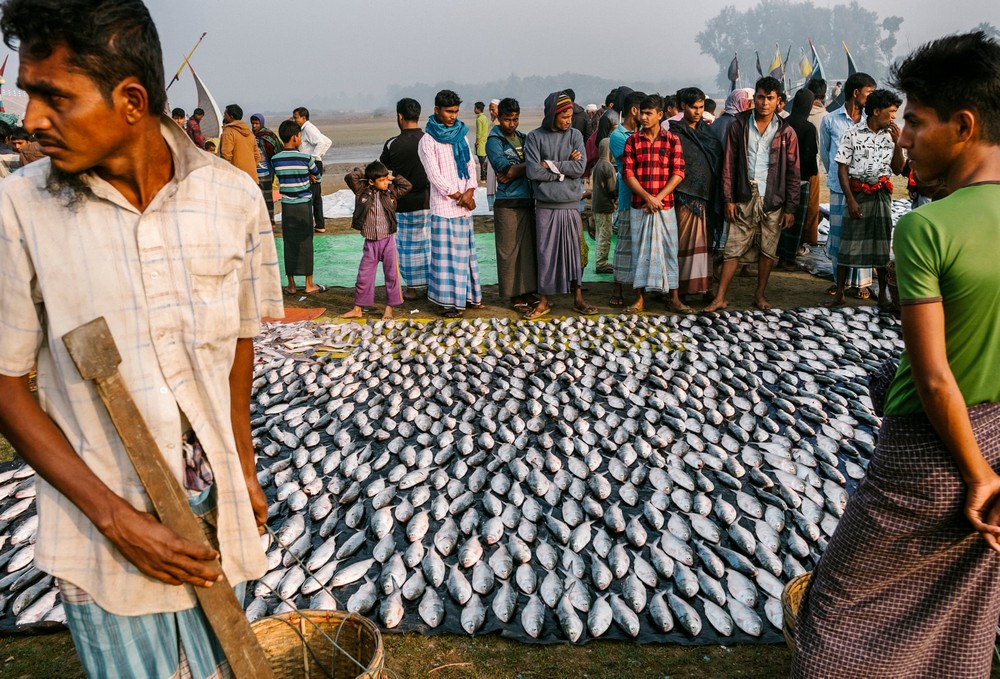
[884,184,1000,415]
[476,113,489,156]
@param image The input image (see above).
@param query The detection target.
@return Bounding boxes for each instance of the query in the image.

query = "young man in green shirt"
[793,31,1000,678]
[474,101,489,183]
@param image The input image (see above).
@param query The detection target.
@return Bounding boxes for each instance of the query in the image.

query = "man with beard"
[0,0,282,674]
[523,91,596,319]
[827,89,904,308]
[820,72,877,297]
[669,87,723,303]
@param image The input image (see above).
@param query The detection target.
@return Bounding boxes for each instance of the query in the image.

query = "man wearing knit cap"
[524,91,597,318]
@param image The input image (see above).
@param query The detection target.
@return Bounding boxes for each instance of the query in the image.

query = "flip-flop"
[467,302,486,310]
[512,302,531,313]
[573,303,599,315]
[283,287,297,295]
[852,287,872,300]
[523,306,550,320]
[623,304,644,314]
[671,305,696,314]
[305,284,327,294]
[443,309,463,318]
[824,284,839,295]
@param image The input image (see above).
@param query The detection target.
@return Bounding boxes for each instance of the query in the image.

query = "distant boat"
[188,62,222,140]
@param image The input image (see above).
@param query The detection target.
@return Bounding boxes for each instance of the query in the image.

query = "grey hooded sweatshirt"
[524,91,587,209]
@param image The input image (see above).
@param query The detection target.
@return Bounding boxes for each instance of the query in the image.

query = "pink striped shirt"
[417,133,477,218]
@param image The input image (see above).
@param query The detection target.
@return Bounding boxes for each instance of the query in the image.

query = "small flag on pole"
[768,44,783,79]
[727,53,740,92]
[755,51,763,78]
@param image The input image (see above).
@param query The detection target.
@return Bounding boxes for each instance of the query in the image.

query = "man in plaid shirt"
[622,94,688,313]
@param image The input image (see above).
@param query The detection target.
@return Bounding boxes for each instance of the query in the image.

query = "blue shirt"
[609,124,634,209]
[819,105,866,194]
[747,115,779,198]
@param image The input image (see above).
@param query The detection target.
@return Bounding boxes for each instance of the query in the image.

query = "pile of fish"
[0,306,902,644]
[245,307,900,644]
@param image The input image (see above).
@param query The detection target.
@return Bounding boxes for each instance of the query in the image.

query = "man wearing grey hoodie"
[524,91,597,318]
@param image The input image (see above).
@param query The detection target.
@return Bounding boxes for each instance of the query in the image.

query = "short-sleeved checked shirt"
[622,128,686,209]
[0,119,283,615]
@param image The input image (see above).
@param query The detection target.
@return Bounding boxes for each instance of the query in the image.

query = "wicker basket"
[781,571,812,650]
[251,609,385,678]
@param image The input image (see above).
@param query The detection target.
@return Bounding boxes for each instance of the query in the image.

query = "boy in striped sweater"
[273,120,323,294]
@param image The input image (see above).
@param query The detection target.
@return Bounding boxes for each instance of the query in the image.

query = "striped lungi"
[535,207,583,295]
[630,208,679,292]
[396,209,430,289]
[675,197,711,295]
[428,214,482,310]
[612,208,633,285]
[793,360,1000,677]
[825,192,873,289]
[837,189,892,268]
[776,180,810,261]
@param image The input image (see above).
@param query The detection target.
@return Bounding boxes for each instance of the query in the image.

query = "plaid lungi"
[428,214,482,310]
[612,208,634,284]
[836,188,893,268]
[675,198,711,295]
[793,359,1000,677]
[825,192,873,288]
[396,209,430,289]
[777,180,810,261]
[630,208,679,292]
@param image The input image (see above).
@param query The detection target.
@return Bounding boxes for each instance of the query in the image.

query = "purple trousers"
[355,235,403,307]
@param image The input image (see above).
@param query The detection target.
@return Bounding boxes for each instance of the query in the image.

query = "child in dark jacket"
[341,161,412,319]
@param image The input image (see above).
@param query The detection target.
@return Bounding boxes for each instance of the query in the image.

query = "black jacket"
[345,167,412,234]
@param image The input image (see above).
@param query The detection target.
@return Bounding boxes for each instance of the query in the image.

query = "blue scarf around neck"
[425,114,472,181]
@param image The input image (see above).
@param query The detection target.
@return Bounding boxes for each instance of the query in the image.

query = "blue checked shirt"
[0,120,283,615]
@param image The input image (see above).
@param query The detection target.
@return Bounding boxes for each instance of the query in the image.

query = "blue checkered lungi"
[630,208,679,292]
[428,214,482,310]
[826,192,873,289]
[396,209,430,289]
[612,208,634,285]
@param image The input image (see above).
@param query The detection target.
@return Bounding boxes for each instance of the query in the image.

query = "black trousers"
[311,159,325,230]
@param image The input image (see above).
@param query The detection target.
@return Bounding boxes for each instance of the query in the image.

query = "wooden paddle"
[63,317,274,679]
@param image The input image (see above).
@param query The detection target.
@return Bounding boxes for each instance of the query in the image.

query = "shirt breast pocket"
[188,266,241,350]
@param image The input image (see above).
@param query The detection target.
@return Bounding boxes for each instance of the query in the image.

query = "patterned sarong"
[428,214,482,310]
[674,198,711,294]
[826,191,873,289]
[630,208,679,292]
[837,188,892,268]
[396,209,430,289]
[612,208,633,284]
[777,180,810,261]
[793,359,1000,677]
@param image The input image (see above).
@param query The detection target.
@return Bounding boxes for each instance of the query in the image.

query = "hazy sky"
[4,0,1000,113]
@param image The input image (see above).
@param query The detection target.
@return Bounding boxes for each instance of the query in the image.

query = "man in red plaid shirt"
[622,94,688,312]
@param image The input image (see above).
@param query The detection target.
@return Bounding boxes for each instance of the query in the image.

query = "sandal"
[283,287,297,295]
[305,284,327,294]
[523,306,550,320]
[852,286,872,300]
[442,309,463,319]
[670,305,696,314]
[623,304,644,314]
[824,284,838,295]
[573,302,599,315]
[512,302,531,313]
[609,296,626,308]
[467,302,486,310]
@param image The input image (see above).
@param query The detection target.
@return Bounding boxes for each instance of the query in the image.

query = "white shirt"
[0,120,283,615]
[834,122,896,180]
[299,120,332,162]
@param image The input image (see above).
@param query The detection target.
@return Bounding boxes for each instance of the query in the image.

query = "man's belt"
[849,176,893,195]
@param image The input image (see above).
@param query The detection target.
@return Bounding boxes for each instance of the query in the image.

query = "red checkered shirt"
[622,128,686,209]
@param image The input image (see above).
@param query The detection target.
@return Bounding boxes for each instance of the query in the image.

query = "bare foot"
[403,288,419,301]
[701,298,728,312]
[340,306,364,319]
[382,308,394,319]
[753,297,773,311]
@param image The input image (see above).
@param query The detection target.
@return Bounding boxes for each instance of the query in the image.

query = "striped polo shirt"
[271,149,319,204]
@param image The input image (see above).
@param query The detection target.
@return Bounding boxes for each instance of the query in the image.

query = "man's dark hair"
[396,97,420,121]
[365,160,390,181]
[171,107,184,119]
[622,91,646,119]
[278,120,301,144]
[864,89,903,117]
[498,97,520,117]
[676,87,705,108]
[193,107,204,117]
[1,0,167,115]
[663,95,677,110]
[755,76,782,95]
[434,90,461,108]
[10,126,29,141]
[843,72,877,102]
[293,106,310,120]
[474,101,484,112]
[605,88,618,107]
[778,91,788,104]
[224,104,243,121]
[891,31,1000,144]
[807,78,827,100]
[704,98,717,114]
[639,94,664,113]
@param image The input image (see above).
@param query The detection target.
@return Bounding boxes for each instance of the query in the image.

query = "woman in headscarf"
[523,91,597,318]
[250,113,282,225]
[777,89,819,269]
[712,87,754,147]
